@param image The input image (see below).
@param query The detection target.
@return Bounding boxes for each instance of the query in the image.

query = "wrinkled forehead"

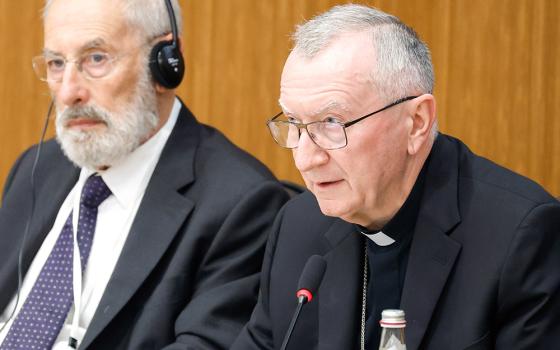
[44,0,133,52]
[283,31,376,81]
[279,32,381,117]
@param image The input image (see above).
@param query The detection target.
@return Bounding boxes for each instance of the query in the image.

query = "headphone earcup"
[149,40,185,89]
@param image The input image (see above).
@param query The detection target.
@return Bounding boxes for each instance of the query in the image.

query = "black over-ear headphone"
[149,0,185,89]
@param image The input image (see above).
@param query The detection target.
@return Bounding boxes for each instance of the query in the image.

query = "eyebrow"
[80,38,108,51]
[43,38,109,57]
[279,100,351,118]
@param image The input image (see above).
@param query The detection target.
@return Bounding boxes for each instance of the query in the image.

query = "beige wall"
[1,0,558,196]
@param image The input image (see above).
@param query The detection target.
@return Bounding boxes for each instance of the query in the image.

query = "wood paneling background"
[0,0,558,196]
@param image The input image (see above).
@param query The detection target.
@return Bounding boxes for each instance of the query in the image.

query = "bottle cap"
[379,309,406,328]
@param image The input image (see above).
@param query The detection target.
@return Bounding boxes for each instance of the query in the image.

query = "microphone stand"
[279,295,307,350]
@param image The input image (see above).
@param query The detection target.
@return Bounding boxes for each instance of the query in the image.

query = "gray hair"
[43,0,183,40]
[292,4,434,102]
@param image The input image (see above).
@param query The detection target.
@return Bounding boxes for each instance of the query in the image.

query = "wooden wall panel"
[1,0,558,197]
[0,0,51,190]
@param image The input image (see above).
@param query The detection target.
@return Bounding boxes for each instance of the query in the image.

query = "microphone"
[279,255,327,350]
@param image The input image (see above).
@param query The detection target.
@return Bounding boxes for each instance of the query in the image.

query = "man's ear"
[407,94,436,155]
[154,81,168,94]
[177,36,184,56]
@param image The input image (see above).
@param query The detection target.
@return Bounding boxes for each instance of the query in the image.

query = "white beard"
[55,65,159,170]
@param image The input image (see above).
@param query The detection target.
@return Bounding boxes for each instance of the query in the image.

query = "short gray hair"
[292,4,434,102]
[43,0,183,40]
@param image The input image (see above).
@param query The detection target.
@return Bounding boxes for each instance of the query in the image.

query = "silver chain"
[360,239,368,350]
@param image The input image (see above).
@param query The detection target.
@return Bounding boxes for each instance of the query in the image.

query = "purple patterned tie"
[0,175,111,350]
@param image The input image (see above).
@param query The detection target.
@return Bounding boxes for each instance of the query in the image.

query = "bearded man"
[0,0,288,349]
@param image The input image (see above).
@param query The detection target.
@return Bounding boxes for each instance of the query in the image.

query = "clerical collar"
[356,155,429,247]
[359,230,395,246]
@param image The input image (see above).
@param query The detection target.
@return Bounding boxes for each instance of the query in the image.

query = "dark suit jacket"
[0,103,289,349]
[232,134,560,350]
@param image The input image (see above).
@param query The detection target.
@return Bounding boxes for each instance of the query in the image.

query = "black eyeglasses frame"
[266,95,419,150]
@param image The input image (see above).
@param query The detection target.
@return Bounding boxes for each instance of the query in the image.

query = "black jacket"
[232,134,560,350]
[0,103,289,349]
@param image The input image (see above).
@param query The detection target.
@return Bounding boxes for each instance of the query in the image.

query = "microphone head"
[296,255,327,303]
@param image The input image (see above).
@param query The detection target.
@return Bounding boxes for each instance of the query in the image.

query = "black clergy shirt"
[359,159,428,349]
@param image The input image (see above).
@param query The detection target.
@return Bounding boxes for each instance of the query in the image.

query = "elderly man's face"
[44,0,158,169]
[280,31,412,229]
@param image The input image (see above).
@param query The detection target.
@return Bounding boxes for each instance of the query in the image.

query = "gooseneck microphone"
[279,255,327,350]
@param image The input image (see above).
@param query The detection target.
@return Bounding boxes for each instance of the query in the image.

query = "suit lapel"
[80,105,199,349]
[318,220,363,350]
[27,154,79,265]
[0,147,78,309]
[400,223,461,350]
[400,136,463,350]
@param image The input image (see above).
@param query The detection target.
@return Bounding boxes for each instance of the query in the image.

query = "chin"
[316,199,357,222]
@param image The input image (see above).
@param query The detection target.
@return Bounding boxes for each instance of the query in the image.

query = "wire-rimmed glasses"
[266,96,418,150]
[31,51,127,83]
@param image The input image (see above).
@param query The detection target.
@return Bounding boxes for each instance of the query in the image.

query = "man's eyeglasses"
[32,51,126,83]
[266,96,418,150]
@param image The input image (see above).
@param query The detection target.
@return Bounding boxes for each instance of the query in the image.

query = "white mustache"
[58,105,110,125]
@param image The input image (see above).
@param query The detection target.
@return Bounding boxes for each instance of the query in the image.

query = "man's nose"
[293,130,329,172]
[52,63,90,107]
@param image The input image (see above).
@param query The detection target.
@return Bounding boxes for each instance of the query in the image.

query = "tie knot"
[80,175,112,208]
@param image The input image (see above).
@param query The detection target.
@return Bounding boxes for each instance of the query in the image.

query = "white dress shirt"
[0,98,181,349]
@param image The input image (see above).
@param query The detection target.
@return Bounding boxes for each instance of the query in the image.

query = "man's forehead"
[44,0,131,52]
[46,0,123,18]
[44,0,126,35]
[279,99,351,117]
[288,31,374,65]
[280,63,376,118]
[282,38,375,86]
[43,38,109,56]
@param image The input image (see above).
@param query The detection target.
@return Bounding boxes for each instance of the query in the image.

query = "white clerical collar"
[361,230,396,247]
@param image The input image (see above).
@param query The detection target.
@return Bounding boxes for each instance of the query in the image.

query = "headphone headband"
[164,0,179,49]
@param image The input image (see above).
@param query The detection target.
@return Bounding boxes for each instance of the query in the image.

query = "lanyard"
[68,181,84,349]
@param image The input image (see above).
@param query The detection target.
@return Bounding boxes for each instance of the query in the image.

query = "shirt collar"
[80,97,181,208]
[360,230,396,246]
